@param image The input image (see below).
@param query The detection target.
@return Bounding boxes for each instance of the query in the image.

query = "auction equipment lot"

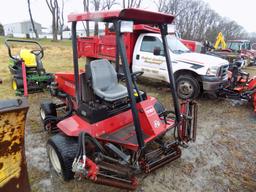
[0,38,255,192]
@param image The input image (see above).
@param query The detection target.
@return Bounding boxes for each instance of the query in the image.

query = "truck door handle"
[136,54,140,60]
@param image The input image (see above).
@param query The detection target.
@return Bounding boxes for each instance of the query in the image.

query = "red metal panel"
[181,39,196,52]
[136,97,166,136]
[55,72,77,97]
[57,96,176,151]
[57,110,133,137]
[98,35,116,59]
[77,33,133,65]
[77,37,99,58]
[248,77,256,90]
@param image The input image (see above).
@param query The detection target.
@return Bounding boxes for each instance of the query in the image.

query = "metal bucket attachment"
[0,98,30,192]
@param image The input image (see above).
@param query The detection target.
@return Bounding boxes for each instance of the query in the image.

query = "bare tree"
[90,0,101,36]
[83,0,90,36]
[154,0,247,42]
[46,0,59,41]
[27,0,39,39]
[0,23,4,36]
[58,0,65,40]
[102,0,118,10]
[154,0,167,12]
[102,0,118,29]
[122,0,143,8]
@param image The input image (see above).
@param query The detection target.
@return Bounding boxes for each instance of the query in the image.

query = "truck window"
[140,36,164,54]
[245,42,251,49]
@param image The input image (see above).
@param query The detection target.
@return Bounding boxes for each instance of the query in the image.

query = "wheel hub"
[178,81,194,97]
[12,80,17,90]
[48,145,61,174]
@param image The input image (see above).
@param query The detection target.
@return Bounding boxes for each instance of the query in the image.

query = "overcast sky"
[0,0,255,33]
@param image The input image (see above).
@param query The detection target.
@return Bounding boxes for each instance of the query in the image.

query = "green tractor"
[5,39,53,95]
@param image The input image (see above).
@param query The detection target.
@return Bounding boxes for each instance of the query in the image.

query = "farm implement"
[217,60,256,112]
[5,39,53,96]
[40,8,198,190]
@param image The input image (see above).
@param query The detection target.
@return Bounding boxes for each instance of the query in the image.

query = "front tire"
[176,75,200,99]
[40,102,57,121]
[47,134,78,181]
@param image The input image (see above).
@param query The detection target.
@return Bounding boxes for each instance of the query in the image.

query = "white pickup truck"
[78,24,229,99]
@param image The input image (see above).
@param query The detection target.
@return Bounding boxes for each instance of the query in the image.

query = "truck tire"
[176,75,200,99]
[40,102,57,121]
[47,134,78,181]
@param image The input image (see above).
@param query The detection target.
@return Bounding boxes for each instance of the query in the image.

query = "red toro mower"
[217,60,256,113]
[40,9,197,190]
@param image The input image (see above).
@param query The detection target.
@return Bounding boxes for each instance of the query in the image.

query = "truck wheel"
[40,102,57,121]
[176,75,200,99]
[47,134,78,181]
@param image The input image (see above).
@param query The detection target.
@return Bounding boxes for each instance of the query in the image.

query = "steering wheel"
[131,71,144,80]
[30,50,42,56]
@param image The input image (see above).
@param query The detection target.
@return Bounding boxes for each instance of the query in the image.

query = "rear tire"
[47,134,78,181]
[176,75,200,99]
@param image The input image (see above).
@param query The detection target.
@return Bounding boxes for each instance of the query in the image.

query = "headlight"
[206,66,219,76]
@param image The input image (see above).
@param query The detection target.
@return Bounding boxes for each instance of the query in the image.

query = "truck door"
[133,35,166,81]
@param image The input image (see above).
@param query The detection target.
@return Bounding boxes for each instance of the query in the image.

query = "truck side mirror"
[153,47,161,56]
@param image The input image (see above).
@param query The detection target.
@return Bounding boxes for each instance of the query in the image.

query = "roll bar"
[5,39,44,61]
[69,9,181,151]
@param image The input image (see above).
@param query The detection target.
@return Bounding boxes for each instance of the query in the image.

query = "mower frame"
[43,8,198,190]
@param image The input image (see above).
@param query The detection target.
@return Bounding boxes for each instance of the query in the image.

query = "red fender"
[248,76,256,90]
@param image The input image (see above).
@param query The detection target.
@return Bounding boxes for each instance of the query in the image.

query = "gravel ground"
[24,67,256,192]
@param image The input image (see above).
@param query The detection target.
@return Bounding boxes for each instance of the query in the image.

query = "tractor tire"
[12,78,23,90]
[40,102,57,121]
[154,100,165,116]
[176,75,200,99]
[47,134,78,181]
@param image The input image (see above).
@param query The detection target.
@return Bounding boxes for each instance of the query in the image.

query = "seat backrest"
[89,59,118,91]
[19,49,37,67]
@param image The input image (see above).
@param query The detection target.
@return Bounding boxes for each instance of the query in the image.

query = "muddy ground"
[0,39,255,192]
[25,69,256,192]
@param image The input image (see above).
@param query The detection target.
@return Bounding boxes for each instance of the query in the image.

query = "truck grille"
[218,64,229,79]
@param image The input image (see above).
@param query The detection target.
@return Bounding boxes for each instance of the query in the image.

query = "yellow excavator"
[214,32,227,49]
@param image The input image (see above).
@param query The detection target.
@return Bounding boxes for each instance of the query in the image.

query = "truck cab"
[227,40,256,66]
[132,33,229,99]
